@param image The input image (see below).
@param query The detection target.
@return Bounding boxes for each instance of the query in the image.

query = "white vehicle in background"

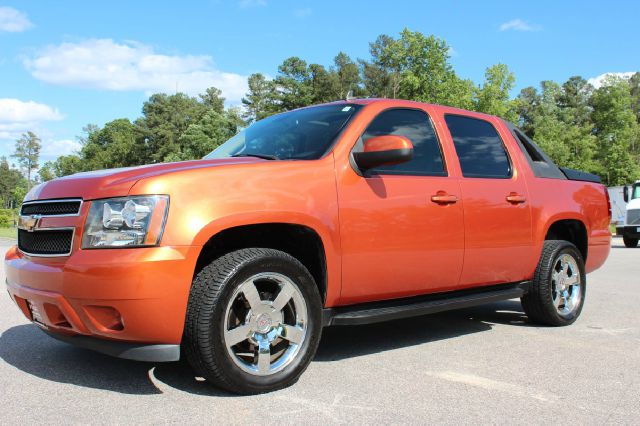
[617,181,640,247]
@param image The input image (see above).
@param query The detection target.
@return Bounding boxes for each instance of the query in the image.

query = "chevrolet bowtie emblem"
[19,214,42,232]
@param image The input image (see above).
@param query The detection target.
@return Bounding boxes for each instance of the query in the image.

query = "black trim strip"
[41,329,180,362]
[559,167,602,183]
[322,281,530,326]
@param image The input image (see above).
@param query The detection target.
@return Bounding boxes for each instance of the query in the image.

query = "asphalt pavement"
[1,237,638,424]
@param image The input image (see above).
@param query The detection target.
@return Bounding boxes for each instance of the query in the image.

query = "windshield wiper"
[231,153,279,160]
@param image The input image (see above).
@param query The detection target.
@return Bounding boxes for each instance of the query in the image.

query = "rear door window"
[445,115,511,178]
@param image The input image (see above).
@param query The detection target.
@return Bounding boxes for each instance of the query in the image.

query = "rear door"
[443,114,533,286]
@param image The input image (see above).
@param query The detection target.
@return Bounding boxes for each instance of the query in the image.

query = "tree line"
[2,28,640,214]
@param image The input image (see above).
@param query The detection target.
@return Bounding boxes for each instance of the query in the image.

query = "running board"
[323,282,530,327]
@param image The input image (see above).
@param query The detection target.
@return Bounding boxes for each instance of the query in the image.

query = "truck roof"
[326,98,500,120]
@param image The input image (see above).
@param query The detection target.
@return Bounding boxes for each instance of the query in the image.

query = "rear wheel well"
[194,223,327,302]
[545,220,588,261]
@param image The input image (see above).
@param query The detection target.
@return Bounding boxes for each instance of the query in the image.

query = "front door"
[337,107,465,305]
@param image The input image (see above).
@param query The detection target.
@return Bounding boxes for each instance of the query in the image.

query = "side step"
[323,282,530,327]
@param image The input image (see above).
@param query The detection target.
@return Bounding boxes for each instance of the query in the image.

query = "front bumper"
[616,225,640,239]
[4,244,200,361]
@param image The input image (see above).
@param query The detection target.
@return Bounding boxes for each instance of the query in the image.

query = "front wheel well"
[545,219,588,261]
[194,223,327,302]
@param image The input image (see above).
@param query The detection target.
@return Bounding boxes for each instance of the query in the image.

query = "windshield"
[633,184,640,200]
[204,104,361,160]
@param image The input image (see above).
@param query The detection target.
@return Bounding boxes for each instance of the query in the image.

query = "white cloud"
[0,99,63,123]
[24,39,249,103]
[0,99,63,154]
[41,139,82,157]
[294,7,312,18]
[239,0,266,8]
[0,6,32,32]
[587,72,636,88]
[499,19,541,32]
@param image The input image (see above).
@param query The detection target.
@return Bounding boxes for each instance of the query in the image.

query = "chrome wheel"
[223,272,308,376]
[551,253,582,317]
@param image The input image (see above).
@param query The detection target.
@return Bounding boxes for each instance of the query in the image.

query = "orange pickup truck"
[5,99,611,394]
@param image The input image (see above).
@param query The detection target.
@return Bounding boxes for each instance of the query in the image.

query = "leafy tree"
[242,73,278,121]
[629,72,640,123]
[0,156,27,208]
[591,77,640,185]
[12,131,41,190]
[274,57,314,111]
[177,108,244,160]
[332,52,361,99]
[80,119,141,169]
[361,34,401,98]
[514,86,541,137]
[559,76,594,126]
[360,29,475,109]
[38,161,56,182]
[52,155,84,177]
[307,63,337,104]
[474,63,517,121]
[136,93,208,162]
[200,87,226,114]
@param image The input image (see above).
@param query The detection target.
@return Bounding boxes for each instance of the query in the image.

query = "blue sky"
[1,0,639,164]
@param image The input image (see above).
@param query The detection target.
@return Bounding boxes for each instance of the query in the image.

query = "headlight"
[82,195,169,248]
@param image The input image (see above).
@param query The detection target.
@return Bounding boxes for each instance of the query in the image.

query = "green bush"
[0,208,17,228]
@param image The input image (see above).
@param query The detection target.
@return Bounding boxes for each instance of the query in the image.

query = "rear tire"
[183,248,322,394]
[623,236,639,248]
[521,240,586,326]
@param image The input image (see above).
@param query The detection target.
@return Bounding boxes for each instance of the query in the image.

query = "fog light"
[84,306,124,332]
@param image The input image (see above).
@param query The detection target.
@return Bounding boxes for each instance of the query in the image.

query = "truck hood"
[25,158,266,202]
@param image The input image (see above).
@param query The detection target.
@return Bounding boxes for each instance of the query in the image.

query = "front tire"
[521,240,586,326]
[623,236,639,248]
[183,248,322,394]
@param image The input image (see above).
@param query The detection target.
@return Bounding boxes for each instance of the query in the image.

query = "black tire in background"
[183,248,323,395]
[623,236,639,248]
[521,240,586,326]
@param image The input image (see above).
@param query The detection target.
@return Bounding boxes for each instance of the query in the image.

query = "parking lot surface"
[1,238,638,424]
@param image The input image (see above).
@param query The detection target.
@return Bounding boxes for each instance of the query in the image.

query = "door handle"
[431,193,458,205]
[506,193,526,204]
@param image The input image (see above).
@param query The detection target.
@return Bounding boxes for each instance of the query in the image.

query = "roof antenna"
[345,90,355,101]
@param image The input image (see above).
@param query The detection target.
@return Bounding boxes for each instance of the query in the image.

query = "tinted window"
[445,115,511,178]
[205,104,362,160]
[357,109,445,175]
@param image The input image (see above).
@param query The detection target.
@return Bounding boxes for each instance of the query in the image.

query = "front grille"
[628,209,640,225]
[21,200,81,216]
[18,229,73,256]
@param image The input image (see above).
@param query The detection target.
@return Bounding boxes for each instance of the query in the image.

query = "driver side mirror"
[353,135,413,171]
[623,186,629,203]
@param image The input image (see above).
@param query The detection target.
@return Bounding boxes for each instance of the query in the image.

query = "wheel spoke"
[553,293,563,308]
[272,281,295,312]
[242,281,262,310]
[565,274,579,286]
[564,296,573,312]
[279,324,304,344]
[224,324,252,347]
[257,340,271,374]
